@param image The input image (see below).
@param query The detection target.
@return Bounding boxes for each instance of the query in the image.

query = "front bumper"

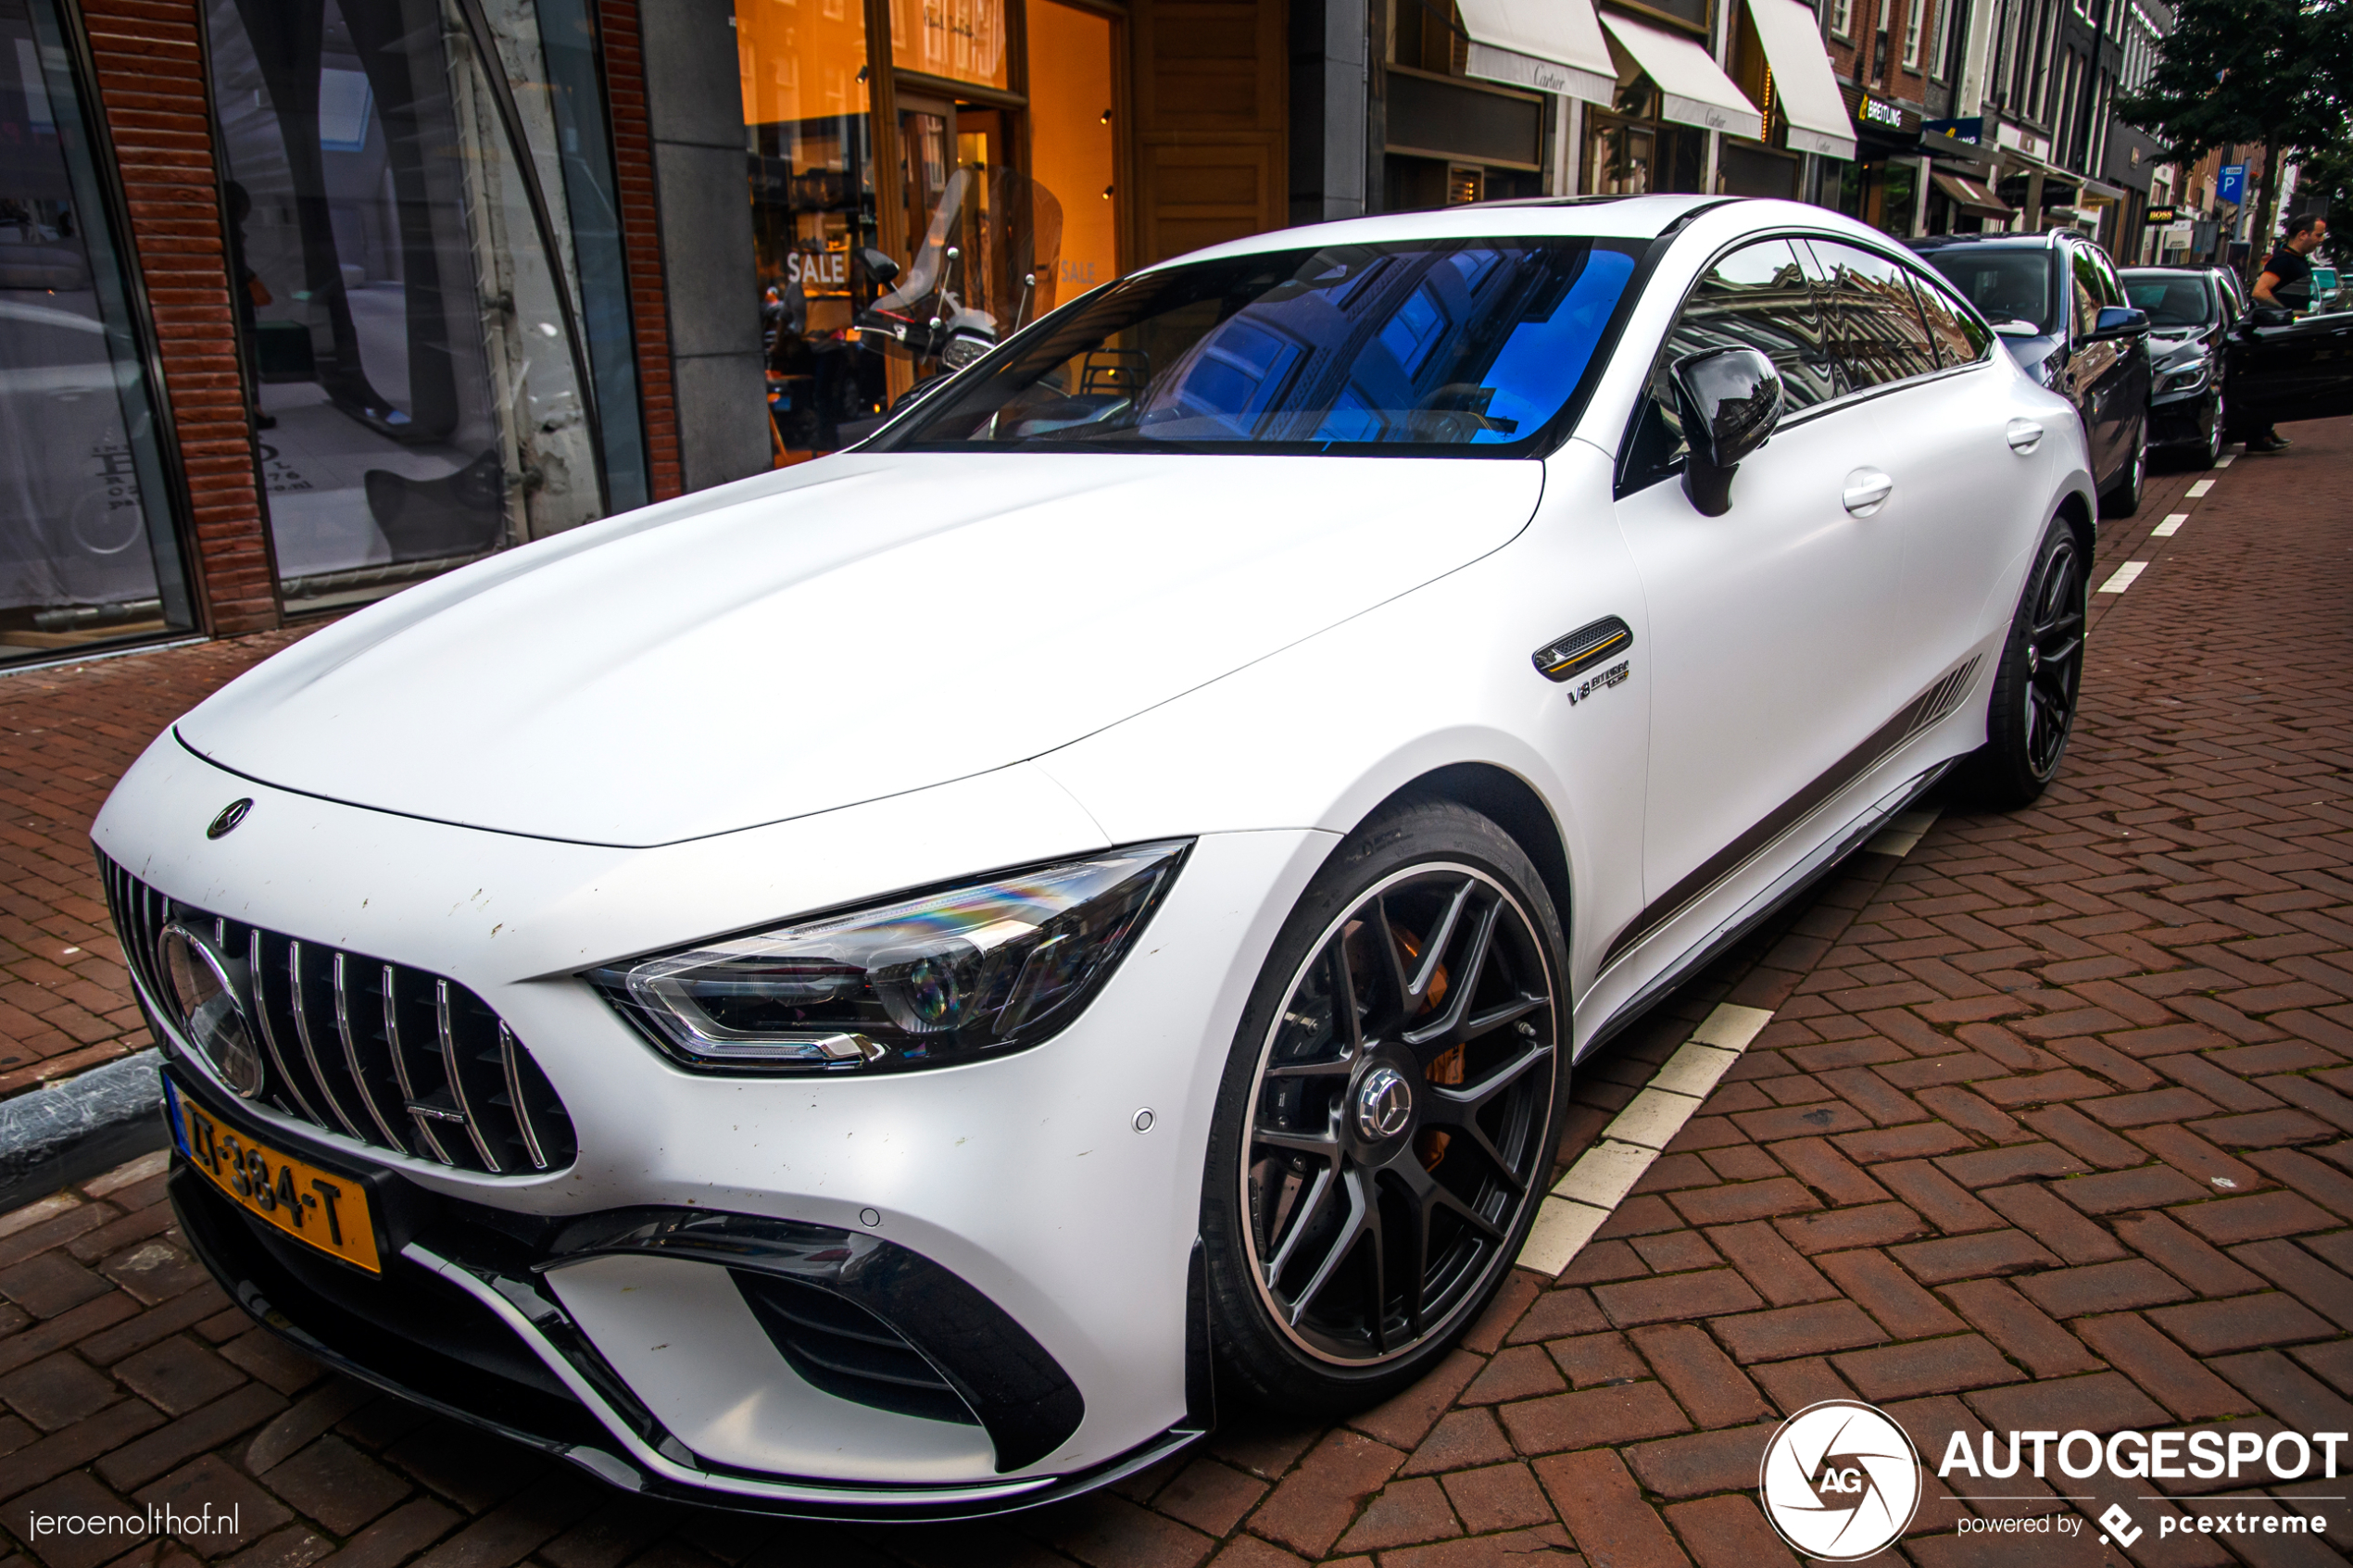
[167,1071,1201,1518]
[2148,383,2217,448]
[99,733,1333,1506]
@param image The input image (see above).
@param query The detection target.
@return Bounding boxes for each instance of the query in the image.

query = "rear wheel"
[1202,799,1566,1412]
[2100,414,2146,517]
[1959,517,2086,809]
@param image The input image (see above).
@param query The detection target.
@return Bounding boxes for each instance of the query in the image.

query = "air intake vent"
[733,1270,979,1427]
[101,855,573,1176]
[1532,616,1633,682]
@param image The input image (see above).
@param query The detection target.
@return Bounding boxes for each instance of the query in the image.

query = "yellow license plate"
[179,1098,382,1273]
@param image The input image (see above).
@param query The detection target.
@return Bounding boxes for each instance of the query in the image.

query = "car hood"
[177,452,1545,847]
[1996,331,2062,385]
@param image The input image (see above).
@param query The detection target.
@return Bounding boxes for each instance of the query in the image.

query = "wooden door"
[1128,0,1287,264]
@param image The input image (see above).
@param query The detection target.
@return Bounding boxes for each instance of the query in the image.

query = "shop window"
[888,0,1009,88]
[206,0,606,613]
[0,0,195,662]
[1024,0,1115,312]
[739,0,886,460]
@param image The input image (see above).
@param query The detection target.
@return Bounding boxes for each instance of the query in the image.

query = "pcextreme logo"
[1758,1400,1924,1561]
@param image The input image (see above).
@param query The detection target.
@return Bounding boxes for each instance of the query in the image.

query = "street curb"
[0,1050,168,1214]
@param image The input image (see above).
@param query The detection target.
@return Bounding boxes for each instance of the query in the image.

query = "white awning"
[1742,0,1856,160]
[1600,13,1763,141]
[1458,0,1617,104]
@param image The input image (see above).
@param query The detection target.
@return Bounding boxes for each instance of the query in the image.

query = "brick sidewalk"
[0,424,2347,1568]
[0,633,310,1097]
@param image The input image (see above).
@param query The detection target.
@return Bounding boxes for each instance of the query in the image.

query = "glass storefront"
[0,0,194,663]
[739,0,1120,463]
[205,0,612,612]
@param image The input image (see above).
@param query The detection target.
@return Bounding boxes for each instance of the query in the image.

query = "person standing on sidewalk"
[2245,214,2329,453]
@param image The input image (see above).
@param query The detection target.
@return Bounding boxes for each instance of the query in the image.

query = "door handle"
[1843,469,1894,516]
[2007,418,2044,453]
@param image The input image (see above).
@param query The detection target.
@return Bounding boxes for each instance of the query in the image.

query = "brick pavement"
[0,423,2347,1568]
[0,632,310,1097]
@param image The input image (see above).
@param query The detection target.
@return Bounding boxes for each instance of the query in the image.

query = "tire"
[1958,516,2087,810]
[1201,797,1568,1414]
[2099,414,2146,518]
[2192,387,2225,470]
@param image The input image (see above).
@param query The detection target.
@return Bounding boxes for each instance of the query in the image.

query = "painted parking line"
[1516,1002,1775,1276]
[2152,512,2189,536]
[2214,452,2235,467]
[2185,479,2216,497]
[2098,560,2150,594]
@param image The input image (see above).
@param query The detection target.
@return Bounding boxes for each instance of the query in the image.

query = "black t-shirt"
[2262,245,2312,309]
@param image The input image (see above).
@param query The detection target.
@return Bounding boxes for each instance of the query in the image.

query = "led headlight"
[2158,358,2209,394]
[586,841,1189,1073]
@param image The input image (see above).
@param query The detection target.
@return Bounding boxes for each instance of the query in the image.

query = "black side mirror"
[1669,346,1783,517]
[2088,306,2150,340]
[859,246,901,287]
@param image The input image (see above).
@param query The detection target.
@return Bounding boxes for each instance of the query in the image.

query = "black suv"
[1909,231,2151,516]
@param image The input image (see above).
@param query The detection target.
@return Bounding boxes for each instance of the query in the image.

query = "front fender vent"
[1532,616,1633,682]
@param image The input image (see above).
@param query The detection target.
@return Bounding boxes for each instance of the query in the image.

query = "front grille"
[733,1271,978,1428]
[103,854,574,1175]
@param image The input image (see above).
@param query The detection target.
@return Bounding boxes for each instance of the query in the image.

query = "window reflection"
[0,0,193,661]
[207,0,602,611]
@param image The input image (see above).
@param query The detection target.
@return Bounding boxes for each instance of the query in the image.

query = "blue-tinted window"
[883,238,1642,454]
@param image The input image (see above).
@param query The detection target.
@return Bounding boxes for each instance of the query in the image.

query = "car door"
[2226,308,2353,427]
[2057,242,2124,481]
[1607,236,1901,982]
[1828,244,2037,717]
[2089,245,2151,447]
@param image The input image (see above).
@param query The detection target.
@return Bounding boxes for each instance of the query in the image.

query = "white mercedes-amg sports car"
[95,194,2095,1518]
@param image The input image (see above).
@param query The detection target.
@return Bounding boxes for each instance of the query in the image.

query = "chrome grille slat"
[333,952,411,1153]
[384,963,456,1166]
[97,854,572,1177]
[288,940,368,1139]
[497,1022,549,1172]
[248,927,324,1126]
[436,979,505,1173]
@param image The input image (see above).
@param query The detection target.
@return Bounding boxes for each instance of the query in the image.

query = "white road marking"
[1515,1002,1773,1276]
[1868,807,1944,858]
[2098,560,2150,594]
[2185,479,2215,497]
[2152,513,2189,536]
[2214,453,2235,468]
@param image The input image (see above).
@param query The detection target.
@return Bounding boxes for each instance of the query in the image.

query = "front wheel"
[1202,798,1567,1413]
[1959,517,2087,809]
[2193,387,2226,469]
[2099,415,2147,517]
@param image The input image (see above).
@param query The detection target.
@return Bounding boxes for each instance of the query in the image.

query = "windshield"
[2122,273,2214,328]
[874,238,1642,455]
[1920,248,2057,335]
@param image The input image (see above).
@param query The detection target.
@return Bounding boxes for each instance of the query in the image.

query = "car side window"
[1809,240,1939,388]
[1910,269,1993,366]
[2091,248,2127,307]
[2070,247,2103,338]
[1619,238,1840,492]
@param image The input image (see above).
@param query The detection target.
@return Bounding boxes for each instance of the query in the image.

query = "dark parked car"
[2120,266,2232,467]
[1910,231,2151,516]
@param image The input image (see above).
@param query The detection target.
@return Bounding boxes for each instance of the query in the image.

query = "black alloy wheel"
[2196,386,2226,469]
[2100,414,2147,518]
[1203,800,1564,1409]
[1961,518,2086,809]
